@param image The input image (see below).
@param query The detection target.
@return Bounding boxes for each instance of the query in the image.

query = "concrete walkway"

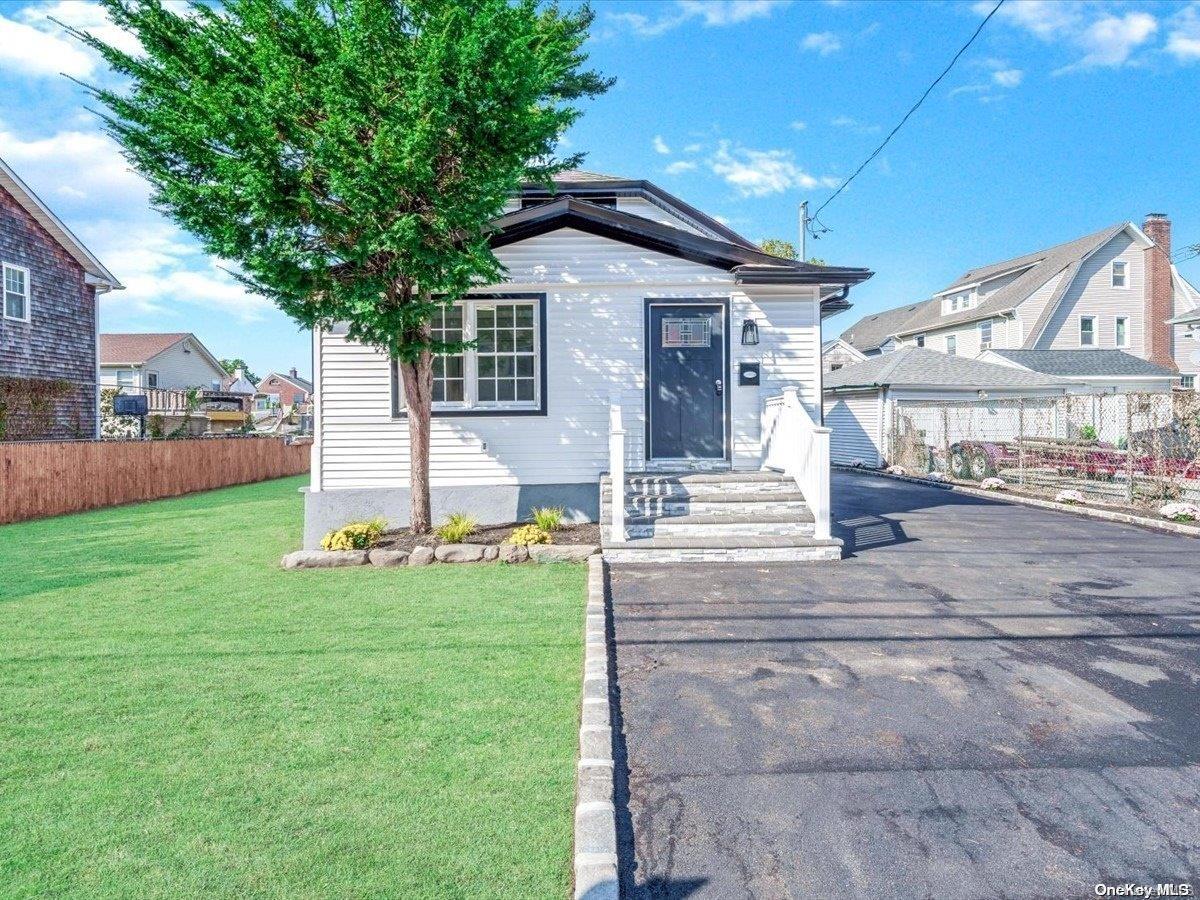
[608,471,1200,899]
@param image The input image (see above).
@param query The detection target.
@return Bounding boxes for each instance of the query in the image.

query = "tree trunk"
[399,343,435,533]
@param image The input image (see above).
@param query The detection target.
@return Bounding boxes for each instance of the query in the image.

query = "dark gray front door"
[647,303,726,460]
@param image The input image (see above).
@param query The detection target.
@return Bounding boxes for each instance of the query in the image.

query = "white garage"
[822,347,1067,466]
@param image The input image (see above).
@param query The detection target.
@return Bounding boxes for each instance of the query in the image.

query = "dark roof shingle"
[985,349,1178,378]
[824,347,1065,390]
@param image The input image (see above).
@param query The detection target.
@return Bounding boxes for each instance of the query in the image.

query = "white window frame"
[393,296,542,415]
[2,263,30,323]
[978,319,993,349]
[1114,316,1129,349]
[146,371,159,388]
[1111,260,1129,289]
[115,368,136,387]
[1079,315,1097,347]
[946,335,957,356]
[1181,374,1196,390]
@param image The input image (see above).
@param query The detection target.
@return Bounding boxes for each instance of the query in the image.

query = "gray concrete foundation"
[302,482,599,548]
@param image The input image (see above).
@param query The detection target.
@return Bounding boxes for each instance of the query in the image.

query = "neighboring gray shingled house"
[0,155,122,439]
[838,214,1198,388]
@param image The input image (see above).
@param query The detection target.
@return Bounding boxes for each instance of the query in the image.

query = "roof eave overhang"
[490,200,874,292]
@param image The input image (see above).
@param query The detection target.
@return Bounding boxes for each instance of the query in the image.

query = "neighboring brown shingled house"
[0,156,121,439]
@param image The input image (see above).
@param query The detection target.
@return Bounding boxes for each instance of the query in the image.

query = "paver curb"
[574,554,619,900]
[835,465,1200,539]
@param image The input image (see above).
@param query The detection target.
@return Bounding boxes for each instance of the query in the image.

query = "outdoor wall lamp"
[740,319,759,346]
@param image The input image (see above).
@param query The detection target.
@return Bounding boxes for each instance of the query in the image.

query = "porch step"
[601,469,839,562]
[603,535,843,563]
[625,512,815,539]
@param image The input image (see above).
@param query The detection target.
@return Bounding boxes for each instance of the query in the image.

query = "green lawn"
[0,477,586,899]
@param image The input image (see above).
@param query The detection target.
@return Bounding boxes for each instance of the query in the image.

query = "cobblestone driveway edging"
[574,555,618,900]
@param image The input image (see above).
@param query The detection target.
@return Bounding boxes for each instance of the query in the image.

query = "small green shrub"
[506,524,552,546]
[436,512,478,543]
[321,518,387,551]
[1078,424,1098,442]
[529,506,566,531]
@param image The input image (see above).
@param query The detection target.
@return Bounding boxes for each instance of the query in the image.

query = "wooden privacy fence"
[1,437,311,525]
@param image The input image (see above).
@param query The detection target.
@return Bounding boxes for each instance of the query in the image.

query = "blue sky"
[1,0,1199,377]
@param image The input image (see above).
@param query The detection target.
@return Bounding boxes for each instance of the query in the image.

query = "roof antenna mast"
[799,200,808,262]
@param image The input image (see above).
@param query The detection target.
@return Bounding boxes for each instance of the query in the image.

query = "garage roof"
[824,347,1065,391]
[984,349,1178,379]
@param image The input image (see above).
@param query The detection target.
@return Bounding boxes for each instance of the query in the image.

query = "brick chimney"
[289,367,298,378]
[1143,213,1177,371]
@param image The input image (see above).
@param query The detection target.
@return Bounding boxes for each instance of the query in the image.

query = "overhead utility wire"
[807,0,1007,239]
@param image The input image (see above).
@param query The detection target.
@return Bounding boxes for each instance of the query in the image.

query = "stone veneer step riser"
[605,483,801,501]
[625,520,817,539]
[623,499,811,518]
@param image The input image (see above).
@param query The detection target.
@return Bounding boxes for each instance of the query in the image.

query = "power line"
[807,0,1007,239]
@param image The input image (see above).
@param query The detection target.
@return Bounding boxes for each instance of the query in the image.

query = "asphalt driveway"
[608,471,1200,900]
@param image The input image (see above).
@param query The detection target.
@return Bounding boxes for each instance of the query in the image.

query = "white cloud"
[790,120,807,131]
[653,135,671,155]
[0,13,95,78]
[607,0,788,37]
[979,1,1159,72]
[830,115,881,134]
[707,141,838,197]
[801,31,842,55]
[21,2,144,57]
[1167,3,1200,62]
[683,142,704,153]
[991,68,1024,87]
[0,123,271,323]
[1066,12,1157,71]
[664,160,697,175]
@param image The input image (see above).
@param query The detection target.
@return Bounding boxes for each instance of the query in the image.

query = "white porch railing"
[608,397,626,543]
[761,387,832,540]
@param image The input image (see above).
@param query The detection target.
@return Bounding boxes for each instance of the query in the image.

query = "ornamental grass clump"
[321,518,387,551]
[529,506,565,531]
[1160,501,1200,523]
[506,524,551,546]
[435,512,478,543]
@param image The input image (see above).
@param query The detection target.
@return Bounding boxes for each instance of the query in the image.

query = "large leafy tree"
[69,0,609,531]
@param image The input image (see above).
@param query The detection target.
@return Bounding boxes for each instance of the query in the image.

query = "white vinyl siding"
[1039,233,1145,353]
[824,390,882,467]
[315,229,822,489]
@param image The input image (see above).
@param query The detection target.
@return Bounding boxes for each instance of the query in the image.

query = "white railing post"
[608,397,625,543]
[762,386,832,542]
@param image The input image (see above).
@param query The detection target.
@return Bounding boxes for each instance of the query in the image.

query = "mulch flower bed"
[376,521,601,554]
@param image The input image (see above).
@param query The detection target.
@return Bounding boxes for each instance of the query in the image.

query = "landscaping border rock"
[530,544,601,564]
[281,549,368,569]
[368,549,409,567]
[408,546,434,566]
[574,554,618,900]
[836,464,1200,539]
[434,544,485,563]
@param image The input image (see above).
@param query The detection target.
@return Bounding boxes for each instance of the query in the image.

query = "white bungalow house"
[838,214,1198,388]
[305,171,873,559]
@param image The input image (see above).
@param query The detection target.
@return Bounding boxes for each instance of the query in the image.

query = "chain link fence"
[888,391,1200,510]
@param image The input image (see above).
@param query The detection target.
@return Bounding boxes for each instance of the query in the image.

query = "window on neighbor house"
[1115,316,1129,348]
[830,363,843,371]
[915,334,925,348]
[115,369,135,386]
[1111,260,1128,288]
[146,372,159,388]
[1080,316,1096,346]
[1182,375,1196,389]
[946,335,957,356]
[390,297,543,415]
[3,264,29,321]
[979,320,992,349]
